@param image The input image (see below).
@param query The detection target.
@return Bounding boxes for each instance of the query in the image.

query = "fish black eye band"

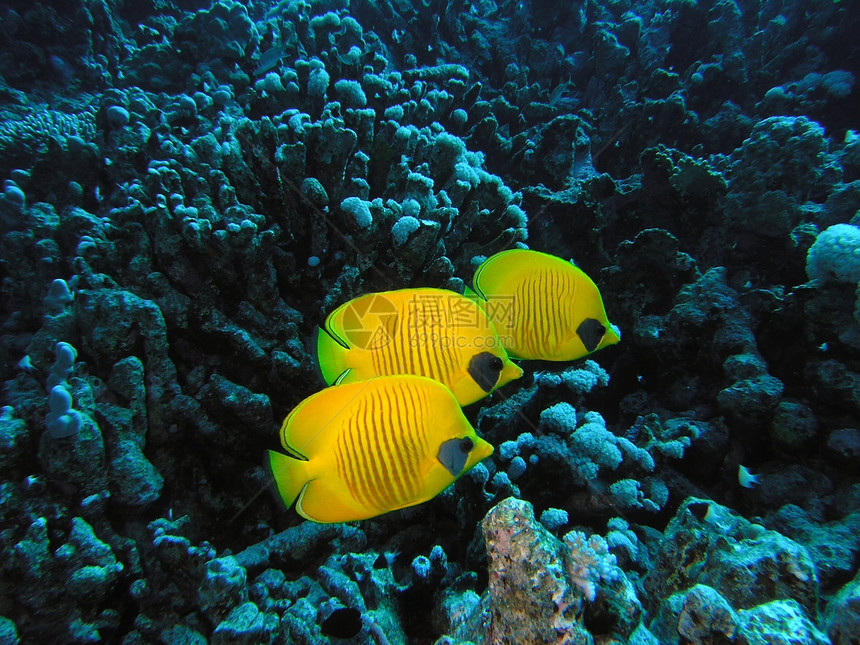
[437,436,473,476]
[468,351,505,392]
[576,318,606,352]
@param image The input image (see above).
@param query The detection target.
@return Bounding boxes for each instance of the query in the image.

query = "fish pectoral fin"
[295,479,366,523]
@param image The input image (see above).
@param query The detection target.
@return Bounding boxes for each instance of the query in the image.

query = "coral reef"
[0,0,858,643]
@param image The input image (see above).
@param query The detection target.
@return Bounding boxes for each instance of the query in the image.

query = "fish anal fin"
[295,479,366,523]
[266,450,311,510]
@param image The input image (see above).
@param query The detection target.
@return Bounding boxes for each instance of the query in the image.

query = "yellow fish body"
[315,288,523,406]
[468,249,620,361]
[267,375,493,523]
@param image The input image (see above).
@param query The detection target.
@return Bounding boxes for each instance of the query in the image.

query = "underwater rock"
[645,498,820,619]
[649,584,738,645]
[826,569,860,645]
[736,599,830,645]
[767,504,860,591]
[479,497,592,643]
[211,601,276,645]
[458,496,620,644]
[199,556,249,627]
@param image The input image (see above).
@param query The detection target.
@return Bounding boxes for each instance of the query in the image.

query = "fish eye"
[459,437,474,452]
[489,356,503,371]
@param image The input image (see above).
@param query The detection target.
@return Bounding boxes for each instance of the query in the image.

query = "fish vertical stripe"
[416,298,434,380]
[513,278,524,354]
[344,412,373,509]
[367,390,389,508]
[548,271,561,352]
[361,396,390,510]
[352,401,381,511]
[548,267,562,350]
[532,269,544,354]
[415,382,431,457]
[421,297,443,381]
[335,434,361,508]
[374,388,406,505]
[404,380,426,459]
[411,300,430,378]
[350,409,377,509]
[532,269,543,356]
[371,390,398,508]
[405,383,424,496]
[382,318,398,374]
[544,268,555,349]
[371,338,384,375]
[540,268,552,349]
[389,384,412,499]
[399,310,414,375]
[525,272,538,356]
[558,270,569,348]
[392,385,417,502]
[556,270,570,348]
[394,383,421,498]
[438,341,455,384]
[543,268,554,348]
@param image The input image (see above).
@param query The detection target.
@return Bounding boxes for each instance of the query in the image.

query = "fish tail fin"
[314,325,351,385]
[266,450,310,511]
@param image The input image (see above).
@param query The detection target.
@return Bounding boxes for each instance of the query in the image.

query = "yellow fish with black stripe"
[315,288,522,406]
[267,375,493,523]
[467,249,620,361]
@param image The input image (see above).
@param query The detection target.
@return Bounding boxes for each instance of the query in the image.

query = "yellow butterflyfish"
[267,375,493,523]
[467,249,620,361]
[315,288,523,406]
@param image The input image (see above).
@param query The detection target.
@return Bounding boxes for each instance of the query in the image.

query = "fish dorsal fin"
[324,292,399,351]
[472,249,534,296]
[321,298,360,348]
[279,383,362,458]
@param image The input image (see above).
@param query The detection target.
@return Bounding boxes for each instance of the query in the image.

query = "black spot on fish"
[468,351,504,392]
[576,318,606,352]
[437,437,474,476]
[321,607,362,639]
